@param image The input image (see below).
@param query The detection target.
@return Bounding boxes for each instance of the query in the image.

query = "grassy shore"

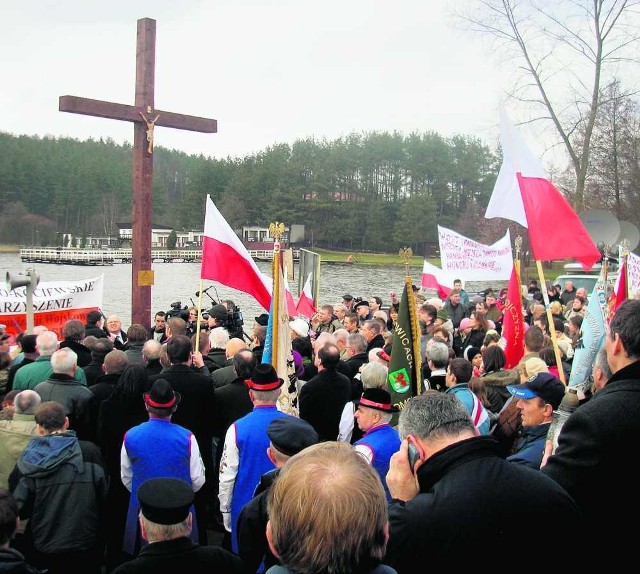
[0,245,20,253]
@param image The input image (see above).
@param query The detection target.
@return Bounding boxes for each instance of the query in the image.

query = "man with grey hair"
[13,331,86,391]
[590,346,613,395]
[384,392,582,570]
[0,390,41,490]
[33,348,98,442]
[424,340,450,392]
[333,328,349,360]
[206,327,230,372]
[345,333,368,381]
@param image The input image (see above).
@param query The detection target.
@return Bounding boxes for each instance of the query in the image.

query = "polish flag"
[501,265,525,368]
[421,260,455,300]
[607,257,628,321]
[486,107,600,271]
[283,267,298,318]
[296,274,317,318]
[201,195,272,311]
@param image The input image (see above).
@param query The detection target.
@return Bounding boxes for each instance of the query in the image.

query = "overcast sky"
[2,0,533,161]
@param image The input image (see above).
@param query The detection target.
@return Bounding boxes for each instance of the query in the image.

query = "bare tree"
[457,0,640,210]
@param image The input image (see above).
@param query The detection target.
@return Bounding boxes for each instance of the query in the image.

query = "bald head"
[225,338,248,359]
[104,349,129,374]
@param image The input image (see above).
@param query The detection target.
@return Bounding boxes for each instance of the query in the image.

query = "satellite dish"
[579,209,620,246]
[615,220,640,252]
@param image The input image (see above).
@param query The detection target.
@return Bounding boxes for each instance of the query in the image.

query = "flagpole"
[196,278,204,354]
[268,222,285,370]
[401,248,422,396]
[535,261,566,384]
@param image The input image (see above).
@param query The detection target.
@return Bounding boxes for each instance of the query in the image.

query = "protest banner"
[627,251,640,299]
[0,276,104,339]
[437,226,513,280]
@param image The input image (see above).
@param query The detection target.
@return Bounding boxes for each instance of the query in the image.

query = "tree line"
[1,103,638,256]
[0,129,503,254]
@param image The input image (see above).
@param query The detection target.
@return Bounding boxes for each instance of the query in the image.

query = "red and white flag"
[421,260,455,300]
[607,257,628,321]
[501,265,525,368]
[296,274,316,318]
[201,195,272,311]
[283,267,298,318]
[486,107,600,271]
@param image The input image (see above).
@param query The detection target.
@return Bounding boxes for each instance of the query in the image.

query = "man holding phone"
[383,392,582,571]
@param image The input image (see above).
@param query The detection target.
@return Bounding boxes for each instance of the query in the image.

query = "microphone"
[195,286,212,297]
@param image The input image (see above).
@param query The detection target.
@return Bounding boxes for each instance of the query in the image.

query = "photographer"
[207,302,246,341]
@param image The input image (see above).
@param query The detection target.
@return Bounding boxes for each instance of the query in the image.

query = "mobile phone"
[406,435,423,474]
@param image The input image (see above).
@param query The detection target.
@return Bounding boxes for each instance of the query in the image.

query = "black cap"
[208,304,228,321]
[137,478,194,525]
[354,300,370,310]
[255,313,269,326]
[507,372,566,410]
[342,293,354,301]
[267,417,319,457]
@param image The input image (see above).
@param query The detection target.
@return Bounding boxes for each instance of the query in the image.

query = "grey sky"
[2,0,512,159]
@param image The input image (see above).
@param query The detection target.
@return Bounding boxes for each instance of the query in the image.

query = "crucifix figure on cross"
[139,108,160,154]
[59,17,217,328]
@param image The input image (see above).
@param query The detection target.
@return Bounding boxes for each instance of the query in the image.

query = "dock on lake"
[19,248,300,266]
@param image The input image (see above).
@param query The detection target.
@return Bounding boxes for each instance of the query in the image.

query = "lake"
[1,253,439,327]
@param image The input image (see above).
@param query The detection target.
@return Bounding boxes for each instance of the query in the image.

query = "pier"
[19,248,300,266]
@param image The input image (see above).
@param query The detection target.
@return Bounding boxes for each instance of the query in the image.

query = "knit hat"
[436,308,449,322]
[289,318,310,338]
[464,346,481,361]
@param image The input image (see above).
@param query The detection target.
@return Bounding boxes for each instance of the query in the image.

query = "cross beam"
[59,17,217,328]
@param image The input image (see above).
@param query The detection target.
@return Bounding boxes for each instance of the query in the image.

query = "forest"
[1,92,638,257]
[0,129,507,255]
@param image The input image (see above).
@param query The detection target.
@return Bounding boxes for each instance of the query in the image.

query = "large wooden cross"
[59,17,217,328]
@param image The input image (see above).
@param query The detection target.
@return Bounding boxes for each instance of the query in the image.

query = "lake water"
[0,253,434,327]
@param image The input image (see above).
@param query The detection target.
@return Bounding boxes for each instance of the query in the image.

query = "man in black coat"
[84,310,107,339]
[385,392,582,572]
[299,344,351,442]
[112,477,242,574]
[361,320,385,354]
[236,417,319,574]
[542,299,640,563]
[148,335,216,542]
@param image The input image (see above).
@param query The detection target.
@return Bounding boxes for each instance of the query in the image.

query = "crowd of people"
[0,279,636,572]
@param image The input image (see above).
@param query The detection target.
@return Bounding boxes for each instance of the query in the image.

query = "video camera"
[166,301,189,321]
[222,304,245,339]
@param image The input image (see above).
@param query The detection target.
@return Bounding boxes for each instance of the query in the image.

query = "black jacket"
[299,368,351,442]
[542,360,640,560]
[236,468,279,574]
[9,431,108,556]
[386,436,581,571]
[111,536,243,573]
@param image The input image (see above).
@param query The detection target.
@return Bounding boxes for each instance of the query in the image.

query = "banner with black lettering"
[0,276,104,339]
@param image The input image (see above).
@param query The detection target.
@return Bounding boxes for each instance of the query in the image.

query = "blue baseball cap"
[507,372,565,410]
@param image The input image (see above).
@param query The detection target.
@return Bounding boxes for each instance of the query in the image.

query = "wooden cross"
[59,17,217,328]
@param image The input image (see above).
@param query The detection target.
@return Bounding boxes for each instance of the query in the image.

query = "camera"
[166,301,189,321]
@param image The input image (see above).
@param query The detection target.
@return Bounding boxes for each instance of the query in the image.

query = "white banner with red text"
[0,275,104,339]
[437,226,513,280]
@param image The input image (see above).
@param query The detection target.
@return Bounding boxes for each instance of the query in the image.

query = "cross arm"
[59,95,217,133]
